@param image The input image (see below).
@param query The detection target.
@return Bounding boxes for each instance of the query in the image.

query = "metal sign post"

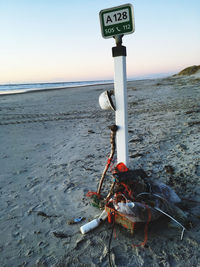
[112,36,129,166]
[99,4,135,167]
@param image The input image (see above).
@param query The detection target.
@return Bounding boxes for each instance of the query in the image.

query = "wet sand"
[0,75,199,266]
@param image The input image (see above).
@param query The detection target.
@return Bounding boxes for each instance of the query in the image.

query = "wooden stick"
[106,181,116,201]
[97,125,117,195]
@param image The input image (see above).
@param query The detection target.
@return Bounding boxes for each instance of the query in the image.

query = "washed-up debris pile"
[85,125,189,244]
[105,164,188,240]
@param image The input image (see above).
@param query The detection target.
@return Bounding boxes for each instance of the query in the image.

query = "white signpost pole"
[99,4,135,168]
[112,36,129,167]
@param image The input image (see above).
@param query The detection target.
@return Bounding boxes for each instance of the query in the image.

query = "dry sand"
[0,75,199,266]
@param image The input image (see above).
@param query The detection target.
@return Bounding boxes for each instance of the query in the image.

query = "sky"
[0,0,200,84]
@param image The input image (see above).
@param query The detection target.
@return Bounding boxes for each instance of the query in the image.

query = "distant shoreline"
[0,72,175,96]
[0,81,114,96]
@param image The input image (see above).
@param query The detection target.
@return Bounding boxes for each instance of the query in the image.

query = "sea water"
[0,80,113,95]
[0,72,172,95]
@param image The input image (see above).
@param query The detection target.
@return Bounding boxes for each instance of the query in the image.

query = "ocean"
[0,80,113,95]
[0,72,173,96]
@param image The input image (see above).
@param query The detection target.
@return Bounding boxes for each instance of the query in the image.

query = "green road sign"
[99,3,135,39]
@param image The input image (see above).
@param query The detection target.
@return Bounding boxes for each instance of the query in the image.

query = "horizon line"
[0,71,176,86]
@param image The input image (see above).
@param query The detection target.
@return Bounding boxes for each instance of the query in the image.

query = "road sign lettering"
[103,8,130,26]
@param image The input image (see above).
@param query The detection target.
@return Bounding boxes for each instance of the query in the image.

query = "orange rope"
[86,191,101,199]
[115,162,129,172]
[121,182,134,199]
[132,204,151,247]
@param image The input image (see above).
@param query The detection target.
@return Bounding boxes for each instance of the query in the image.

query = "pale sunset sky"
[0,0,200,84]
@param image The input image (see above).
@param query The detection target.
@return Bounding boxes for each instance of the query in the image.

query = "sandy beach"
[0,75,199,266]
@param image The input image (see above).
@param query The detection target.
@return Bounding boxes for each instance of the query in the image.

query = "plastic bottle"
[98,210,108,221]
[80,218,101,234]
[80,210,107,234]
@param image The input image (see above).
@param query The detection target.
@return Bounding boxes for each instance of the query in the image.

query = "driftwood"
[106,181,116,201]
[97,125,118,195]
